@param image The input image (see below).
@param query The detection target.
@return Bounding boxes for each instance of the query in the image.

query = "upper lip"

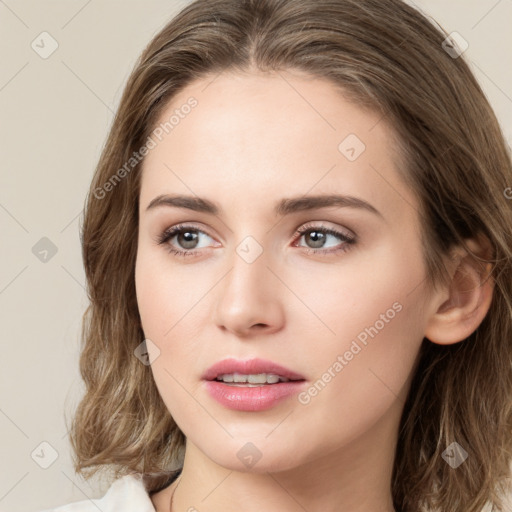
[202,358,306,381]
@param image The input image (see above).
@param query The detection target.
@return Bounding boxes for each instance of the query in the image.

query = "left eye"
[291,224,357,256]
[294,227,353,250]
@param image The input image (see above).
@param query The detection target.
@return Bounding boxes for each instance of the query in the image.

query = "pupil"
[179,231,198,249]
[308,230,325,248]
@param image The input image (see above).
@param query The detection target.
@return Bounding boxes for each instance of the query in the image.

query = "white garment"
[37,474,156,512]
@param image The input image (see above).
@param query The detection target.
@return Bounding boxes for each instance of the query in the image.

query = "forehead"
[150,69,388,151]
[139,70,415,220]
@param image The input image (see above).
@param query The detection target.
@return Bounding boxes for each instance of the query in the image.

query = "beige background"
[1,1,511,511]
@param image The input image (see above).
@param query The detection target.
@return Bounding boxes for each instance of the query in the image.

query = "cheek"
[135,254,164,339]
[301,306,422,447]
[135,247,208,379]
[135,244,191,339]
[135,250,202,422]
[293,244,427,429]
[289,233,426,343]
[135,250,178,369]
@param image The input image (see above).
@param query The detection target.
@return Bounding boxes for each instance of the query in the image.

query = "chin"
[199,438,310,474]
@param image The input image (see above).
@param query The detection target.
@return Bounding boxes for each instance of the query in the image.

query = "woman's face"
[135,69,438,472]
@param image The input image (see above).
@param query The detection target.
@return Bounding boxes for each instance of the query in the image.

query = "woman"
[41,0,512,511]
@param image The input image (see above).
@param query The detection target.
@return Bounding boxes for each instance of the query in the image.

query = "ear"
[424,235,494,345]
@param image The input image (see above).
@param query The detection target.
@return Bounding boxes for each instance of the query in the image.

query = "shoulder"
[36,473,155,512]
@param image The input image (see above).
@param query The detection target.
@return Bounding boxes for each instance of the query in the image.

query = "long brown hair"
[68,1,512,510]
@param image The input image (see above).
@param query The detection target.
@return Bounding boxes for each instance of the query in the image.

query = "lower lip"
[204,380,307,411]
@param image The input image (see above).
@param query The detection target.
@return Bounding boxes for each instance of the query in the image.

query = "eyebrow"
[145,193,383,218]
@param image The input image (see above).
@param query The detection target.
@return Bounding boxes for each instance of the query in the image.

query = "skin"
[135,69,494,512]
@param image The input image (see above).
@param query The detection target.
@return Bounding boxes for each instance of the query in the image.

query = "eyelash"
[155,222,356,258]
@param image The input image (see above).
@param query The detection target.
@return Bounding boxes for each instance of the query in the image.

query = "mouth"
[203,361,308,411]
[202,357,307,384]
[212,372,305,386]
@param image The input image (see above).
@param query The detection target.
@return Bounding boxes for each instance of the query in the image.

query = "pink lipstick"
[202,357,307,412]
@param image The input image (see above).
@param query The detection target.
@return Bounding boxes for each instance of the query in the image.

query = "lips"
[202,357,306,382]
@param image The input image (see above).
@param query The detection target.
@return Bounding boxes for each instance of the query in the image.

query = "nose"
[212,248,285,337]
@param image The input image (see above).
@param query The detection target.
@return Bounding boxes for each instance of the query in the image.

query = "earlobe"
[424,239,494,346]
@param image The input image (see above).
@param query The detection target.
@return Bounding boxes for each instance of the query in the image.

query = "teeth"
[216,373,290,384]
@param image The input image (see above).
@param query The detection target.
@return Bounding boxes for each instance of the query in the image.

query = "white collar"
[41,473,156,512]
